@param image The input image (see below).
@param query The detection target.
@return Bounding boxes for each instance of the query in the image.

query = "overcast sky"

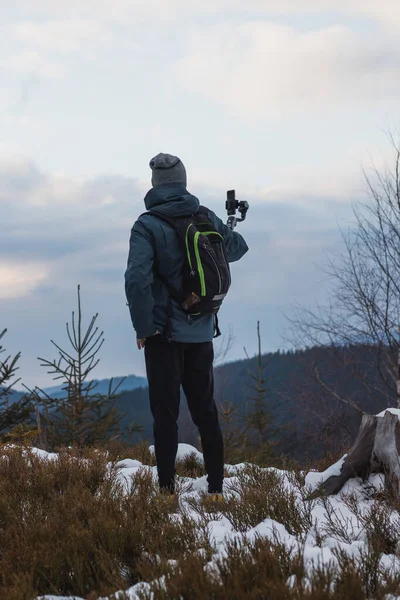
[1,1,400,387]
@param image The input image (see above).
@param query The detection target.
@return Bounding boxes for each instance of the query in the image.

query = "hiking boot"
[159,491,178,510]
[208,493,224,503]
[167,493,177,506]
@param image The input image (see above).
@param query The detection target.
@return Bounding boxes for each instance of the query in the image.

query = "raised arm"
[209,211,249,263]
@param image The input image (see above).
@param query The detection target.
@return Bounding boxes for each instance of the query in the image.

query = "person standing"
[125,153,248,497]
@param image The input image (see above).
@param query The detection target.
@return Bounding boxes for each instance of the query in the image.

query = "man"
[125,153,248,498]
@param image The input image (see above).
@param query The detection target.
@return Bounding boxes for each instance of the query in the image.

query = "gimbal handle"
[227,215,237,230]
[226,198,249,229]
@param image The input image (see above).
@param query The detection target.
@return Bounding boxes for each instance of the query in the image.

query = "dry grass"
[0,445,210,599]
[223,464,313,535]
[175,451,206,479]
[141,537,301,600]
[0,444,399,600]
[141,534,400,600]
[187,463,313,537]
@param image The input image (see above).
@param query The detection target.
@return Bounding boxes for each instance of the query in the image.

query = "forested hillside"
[116,343,392,463]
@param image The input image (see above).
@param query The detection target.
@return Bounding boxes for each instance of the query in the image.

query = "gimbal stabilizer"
[226,190,249,230]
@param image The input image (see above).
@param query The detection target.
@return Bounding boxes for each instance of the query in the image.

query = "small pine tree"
[29,286,140,449]
[0,329,33,438]
[217,398,250,464]
[244,322,278,462]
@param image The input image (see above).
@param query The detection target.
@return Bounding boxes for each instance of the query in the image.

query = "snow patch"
[305,455,347,491]
[115,458,143,469]
[149,443,204,463]
[376,407,400,419]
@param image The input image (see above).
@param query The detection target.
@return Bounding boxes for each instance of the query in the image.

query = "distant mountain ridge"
[38,374,147,398]
[7,374,147,400]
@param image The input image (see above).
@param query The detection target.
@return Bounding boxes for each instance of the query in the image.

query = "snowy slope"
[33,439,400,600]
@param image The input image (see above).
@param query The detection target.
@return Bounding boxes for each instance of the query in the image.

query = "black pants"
[144,336,224,494]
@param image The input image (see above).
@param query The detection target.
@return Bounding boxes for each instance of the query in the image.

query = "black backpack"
[143,206,231,334]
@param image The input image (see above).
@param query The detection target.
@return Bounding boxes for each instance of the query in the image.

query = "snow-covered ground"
[33,442,400,600]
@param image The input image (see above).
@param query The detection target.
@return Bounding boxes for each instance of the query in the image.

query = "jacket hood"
[144,183,200,217]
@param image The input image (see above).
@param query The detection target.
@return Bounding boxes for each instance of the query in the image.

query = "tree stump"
[315,410,400,497]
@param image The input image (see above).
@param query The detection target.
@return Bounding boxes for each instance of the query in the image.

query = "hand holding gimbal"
[226,190,249,230]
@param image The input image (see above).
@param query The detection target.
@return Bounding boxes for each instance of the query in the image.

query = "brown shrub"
[0,446,208,599]
[1,445,400,600]
[175,452,206,479]
[220,464,313,536]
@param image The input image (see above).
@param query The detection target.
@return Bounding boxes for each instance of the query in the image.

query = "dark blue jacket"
[125,183,249,342]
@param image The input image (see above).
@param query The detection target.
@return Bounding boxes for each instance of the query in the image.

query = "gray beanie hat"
[149,153,187,187]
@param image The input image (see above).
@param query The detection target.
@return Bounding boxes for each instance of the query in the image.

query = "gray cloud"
[0,156,45,199]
